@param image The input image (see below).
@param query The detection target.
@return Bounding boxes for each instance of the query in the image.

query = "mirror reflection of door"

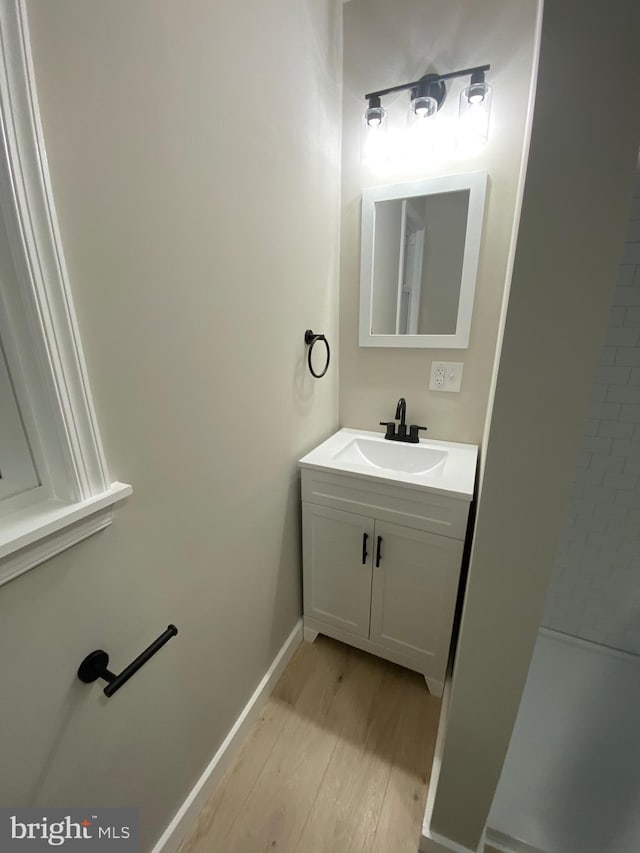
[399,199,425,334]
[371,190,470,336]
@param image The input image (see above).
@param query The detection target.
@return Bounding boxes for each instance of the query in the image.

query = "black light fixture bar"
[365,64,490,101]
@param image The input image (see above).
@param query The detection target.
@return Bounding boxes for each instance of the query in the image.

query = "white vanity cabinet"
[300,459,473,697]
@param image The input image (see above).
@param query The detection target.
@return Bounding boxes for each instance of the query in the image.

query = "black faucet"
[380,397,427,444]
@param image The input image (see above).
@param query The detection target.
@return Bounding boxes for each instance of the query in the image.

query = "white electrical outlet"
[429,361,464,392]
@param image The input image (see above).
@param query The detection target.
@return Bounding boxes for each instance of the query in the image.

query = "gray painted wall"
[0,2,342,849]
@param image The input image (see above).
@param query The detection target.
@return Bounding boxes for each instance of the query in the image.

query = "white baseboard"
[150,620,303,853]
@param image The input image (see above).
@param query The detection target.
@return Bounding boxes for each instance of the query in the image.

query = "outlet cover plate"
[429,361,464,392]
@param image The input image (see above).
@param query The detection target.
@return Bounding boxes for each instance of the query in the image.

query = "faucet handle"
[408,424,427,443]
[379,421,397,440]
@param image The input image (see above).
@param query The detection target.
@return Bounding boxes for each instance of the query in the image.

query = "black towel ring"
[304,330,330,379]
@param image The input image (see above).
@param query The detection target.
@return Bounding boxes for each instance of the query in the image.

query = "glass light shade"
[467,80,489,104]
[365,105,385,127]
[458,83,492,153]
[405,93,441,161]
[361,109,389,164]
[409,95,438,120]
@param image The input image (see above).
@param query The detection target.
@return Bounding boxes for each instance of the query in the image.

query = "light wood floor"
[179,635,442,853]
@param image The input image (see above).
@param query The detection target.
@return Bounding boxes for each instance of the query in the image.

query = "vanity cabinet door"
[302,503,373,639]
[369,521,463,673]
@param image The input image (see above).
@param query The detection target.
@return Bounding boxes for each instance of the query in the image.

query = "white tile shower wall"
[542,171,640,655]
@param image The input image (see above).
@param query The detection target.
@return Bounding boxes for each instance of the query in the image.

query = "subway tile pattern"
[542,173,640,655]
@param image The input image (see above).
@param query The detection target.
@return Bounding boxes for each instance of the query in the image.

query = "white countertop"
[299,428,478,501]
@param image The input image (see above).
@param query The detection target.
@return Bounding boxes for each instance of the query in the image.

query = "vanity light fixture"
[362,63,491,162]
[465,69,489,104]
[408,73,446,122]
[458,69,492,152]
[362,94,389,163]
[364,94,386,127]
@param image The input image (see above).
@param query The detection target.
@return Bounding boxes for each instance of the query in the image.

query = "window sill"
[0,482,132,586]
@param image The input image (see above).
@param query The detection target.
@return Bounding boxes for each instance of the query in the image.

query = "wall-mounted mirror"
[359,171,487,348]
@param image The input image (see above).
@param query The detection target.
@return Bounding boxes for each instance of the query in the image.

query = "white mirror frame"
[359,171,488,348]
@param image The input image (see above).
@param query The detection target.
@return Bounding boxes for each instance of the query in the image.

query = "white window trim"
[0,337,39,500]
[0,0,131,586]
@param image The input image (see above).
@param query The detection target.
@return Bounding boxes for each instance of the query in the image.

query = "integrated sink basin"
[299,428,478,500]
[334,437,447,475]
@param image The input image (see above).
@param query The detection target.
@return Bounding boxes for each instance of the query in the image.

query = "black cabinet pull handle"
[376,535,383,568]
[77,624,178,698]
[362,532,369,564]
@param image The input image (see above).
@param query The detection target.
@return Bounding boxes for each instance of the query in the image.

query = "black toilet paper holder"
[77,624,178,698]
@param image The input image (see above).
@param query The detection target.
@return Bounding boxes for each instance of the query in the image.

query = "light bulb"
[467,81,488,105]
[361,105,389,165]
[410,96,437,119]
[365,106,385,127]
[458,82,492,154]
